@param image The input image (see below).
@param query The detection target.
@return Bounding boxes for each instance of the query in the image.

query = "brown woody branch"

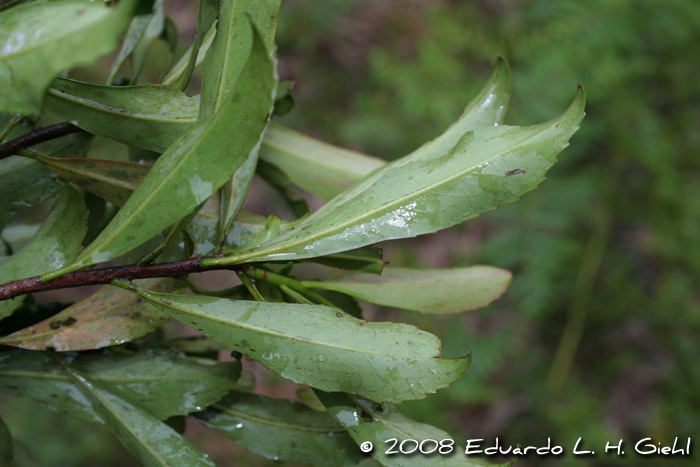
[0,255,243,300]
[0,122,82,161]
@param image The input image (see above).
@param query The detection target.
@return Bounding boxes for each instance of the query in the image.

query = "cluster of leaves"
[274,1,700,466]
[0,0,585,465]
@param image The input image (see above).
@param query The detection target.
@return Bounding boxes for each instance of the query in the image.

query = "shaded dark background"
[2,0,699,466]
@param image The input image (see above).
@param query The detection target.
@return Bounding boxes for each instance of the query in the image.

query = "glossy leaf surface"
[0,132,92,214]
[0,0,136,113]
[162,20,216,88]
[0,186,87,319]
[317,392,515,467]
[41,78,389,201]
[45,78,199,153]
[298,247,385,275]
[106,0,165,85]
[199,0,280,119]
[26,153,284,256]
[66,24,276,271]
[305,266,511,314]
[164,0,217,90]
[0,348,240,422]
[207,87,585,266]
[120,287,470,402]
[60,363,217,467]
[312,56,511,209]
[0,156,63,214]
[260,122,386,201]
[0,278,182,350]
[29,155,151,208]
[200,0,281,246]
[193,391,364,467]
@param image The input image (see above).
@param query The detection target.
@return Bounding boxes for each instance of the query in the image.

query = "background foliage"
[1,0,699,466]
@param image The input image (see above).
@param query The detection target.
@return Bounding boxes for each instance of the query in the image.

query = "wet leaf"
[316,392,516,467]
[45,77,200,154]
[208,87,585,266]
[28,155,151,208]
[259,122,386,201]
[259,56,509,201]
[0,347,241,422]
[0,132,92,214]
[0,278,182,351]
[106,0,165,85]
[0,186,88,319]
[25,152,285,256]
[200,0,281,247]
[42,78,386,199]
[62,22,276,273]
[0,414,11,466]
[59,362,217,467]
[256,159,310,219]
[163,0,218,91]
[0,0,137,114]
[199,0,280,119]
[192,391,364,467]
[305,266,511,314]
[188,211,285,256]
[298,247,385,275]
[311,56,511,206]
[118,286,470,403]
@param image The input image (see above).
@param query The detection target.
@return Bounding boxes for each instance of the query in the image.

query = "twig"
[0,255,243,300]
[0,122,82,161]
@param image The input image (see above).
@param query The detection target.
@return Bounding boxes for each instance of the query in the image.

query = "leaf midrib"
[208,403,347,434]
[47,88,197,124]
[160,297,444,360]
[244,115,572,260]
[0,368,227,384]
[0,6,110,60]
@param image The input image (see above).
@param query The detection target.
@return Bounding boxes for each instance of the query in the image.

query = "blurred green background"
[2,0,699,466]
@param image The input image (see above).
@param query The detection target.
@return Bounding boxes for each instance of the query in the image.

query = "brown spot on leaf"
[49,321,62,330]
[62,317,77,327]
[335,312,343,317]
[506,169,526,176]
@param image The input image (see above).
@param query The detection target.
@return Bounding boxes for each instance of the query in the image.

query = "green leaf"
[163,0,218,91]
[59,22,276,274]
[199,0,280,119]
[310,56,512,206]
[0,186,88,319]
[0,348,241,422]
[258,56,509,201]
[45,77,200,154]
[256,159,310,219]
[298,247,385,275]
[259,122,386,201]
[0,157,62,214]
[58,361,217,467]
[316,391,516,467]
[26,155,151,208]
[304,266,511,314]
[0,278,182,350]
[106,0,166,85]
[42,78,387,201]
[115,286,470,403]
[0,132,92,214]
[0,0,137,114]
[25,152,285,256]
[192,391,364,467]
[0,414,11,466]
[204,87,586,267]
[200,0,281,247]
